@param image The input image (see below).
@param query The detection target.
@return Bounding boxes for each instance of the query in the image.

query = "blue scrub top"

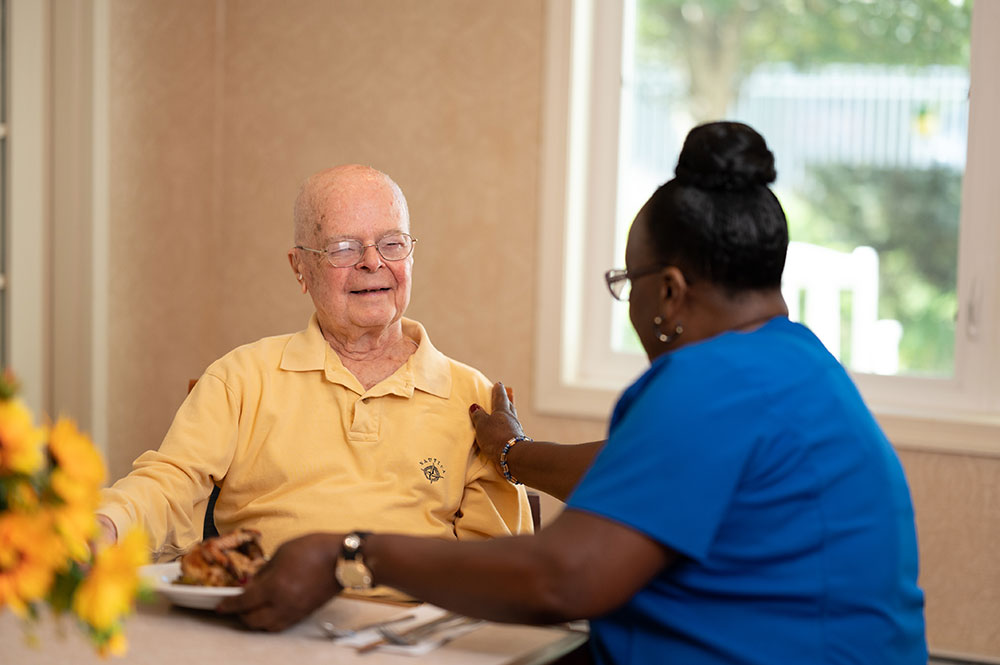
[567,317,926,665]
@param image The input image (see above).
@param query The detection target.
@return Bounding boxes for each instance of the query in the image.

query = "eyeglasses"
[295,233,417,268]
[604,265,666,302]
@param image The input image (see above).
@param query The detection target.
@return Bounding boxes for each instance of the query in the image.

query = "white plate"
[141,562,244,610]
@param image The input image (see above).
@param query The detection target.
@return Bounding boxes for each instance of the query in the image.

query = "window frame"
[534,0,1000,454]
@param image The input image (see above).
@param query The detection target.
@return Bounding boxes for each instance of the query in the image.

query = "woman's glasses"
[604,265,666,301]
[295,233,417,268]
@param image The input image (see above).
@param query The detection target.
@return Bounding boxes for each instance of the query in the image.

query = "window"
[619,0,970,379]
[535,0,1000,453]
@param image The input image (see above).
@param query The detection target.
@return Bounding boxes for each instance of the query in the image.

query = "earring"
[653,316,683,344]
[297,274,303,281]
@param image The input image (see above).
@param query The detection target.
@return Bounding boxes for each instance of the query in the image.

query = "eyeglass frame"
[294,232,418,268]
[604,264,668,302]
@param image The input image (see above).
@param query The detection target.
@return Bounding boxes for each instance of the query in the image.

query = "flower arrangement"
[0,370,148,656]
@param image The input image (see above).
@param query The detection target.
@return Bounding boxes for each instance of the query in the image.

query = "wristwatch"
[335,531,374,591]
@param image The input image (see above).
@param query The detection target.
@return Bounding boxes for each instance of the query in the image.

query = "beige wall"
[104,1,997,658]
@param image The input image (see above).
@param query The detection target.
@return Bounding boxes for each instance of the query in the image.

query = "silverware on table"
[318,613,416,639]
[356,612,480,653]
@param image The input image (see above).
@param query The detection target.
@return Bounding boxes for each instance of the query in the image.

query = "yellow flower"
[100,631,128,657]
[0,398,46,475]
[4,478,41,512]
[48,418,106,506]
[52,502,99,562]
[0,512,68,616]
[2,373,145,657]
[73,528,149,633]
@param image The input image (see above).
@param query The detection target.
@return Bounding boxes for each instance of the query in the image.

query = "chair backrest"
[526,491,542,532]
[188,379,221,539]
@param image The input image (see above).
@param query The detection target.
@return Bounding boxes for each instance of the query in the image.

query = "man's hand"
[216,532,344,631]
[95,514,118,546]
[469,382,527,472]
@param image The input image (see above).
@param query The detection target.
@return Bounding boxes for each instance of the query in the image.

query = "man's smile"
[349,286,392,295]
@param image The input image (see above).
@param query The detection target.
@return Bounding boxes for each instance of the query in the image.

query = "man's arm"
[218,507,675,631]
[469,382,605,501]
[99,373,235,558]
[453,450,534,538]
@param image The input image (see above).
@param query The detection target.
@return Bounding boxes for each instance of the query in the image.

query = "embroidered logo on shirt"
[419,457,446,484]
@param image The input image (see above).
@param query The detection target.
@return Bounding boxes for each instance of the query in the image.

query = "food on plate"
[177,528,267,587]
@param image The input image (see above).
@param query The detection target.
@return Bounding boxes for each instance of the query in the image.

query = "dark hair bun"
[674,122,776,191]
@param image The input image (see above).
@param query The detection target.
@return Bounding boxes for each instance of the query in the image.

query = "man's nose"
[355,243,384,271]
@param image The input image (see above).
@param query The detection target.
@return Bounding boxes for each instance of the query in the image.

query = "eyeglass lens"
[605,270,631,302]
[615,278,631,301]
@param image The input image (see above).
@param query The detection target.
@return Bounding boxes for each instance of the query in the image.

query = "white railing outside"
[782,241,902,374]
[629,63,969,188]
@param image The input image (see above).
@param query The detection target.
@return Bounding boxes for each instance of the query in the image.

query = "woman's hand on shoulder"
[469,382,526,471]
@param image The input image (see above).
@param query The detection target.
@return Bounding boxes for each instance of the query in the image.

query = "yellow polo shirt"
[99,316,532,562]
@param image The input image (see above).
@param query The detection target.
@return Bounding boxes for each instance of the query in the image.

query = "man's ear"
[288,250,307,293]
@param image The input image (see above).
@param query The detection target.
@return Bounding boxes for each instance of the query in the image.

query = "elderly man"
[97,165,532,562]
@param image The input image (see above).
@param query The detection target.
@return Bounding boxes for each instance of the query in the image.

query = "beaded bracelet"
[500,435,533,485]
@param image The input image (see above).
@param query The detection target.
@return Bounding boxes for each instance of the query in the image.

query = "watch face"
[336,560,373,590]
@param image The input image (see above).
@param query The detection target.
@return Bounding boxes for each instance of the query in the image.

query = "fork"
[355,612,476,653]
[318,613,415,639]
[377,613,480,646]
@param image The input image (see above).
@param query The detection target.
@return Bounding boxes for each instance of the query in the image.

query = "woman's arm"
[368,508,671,623]
[493,439,605,502]
[218,508,675,630]
[469,382,604,501]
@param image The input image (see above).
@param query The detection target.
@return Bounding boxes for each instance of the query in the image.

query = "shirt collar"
[279,314,452,399]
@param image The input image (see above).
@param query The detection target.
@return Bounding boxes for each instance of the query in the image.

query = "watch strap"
[341,530,371,560]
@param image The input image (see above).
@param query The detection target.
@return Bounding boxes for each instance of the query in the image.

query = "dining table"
[1,591,589,665]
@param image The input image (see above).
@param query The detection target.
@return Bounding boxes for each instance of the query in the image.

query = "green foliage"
[48,562,88,614]
[0,370,19,400]
[636,0,972,122]
[638,0,971,68]
[791,164,961,375]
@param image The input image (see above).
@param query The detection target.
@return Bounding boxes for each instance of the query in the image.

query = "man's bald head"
[293,165,409,246]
